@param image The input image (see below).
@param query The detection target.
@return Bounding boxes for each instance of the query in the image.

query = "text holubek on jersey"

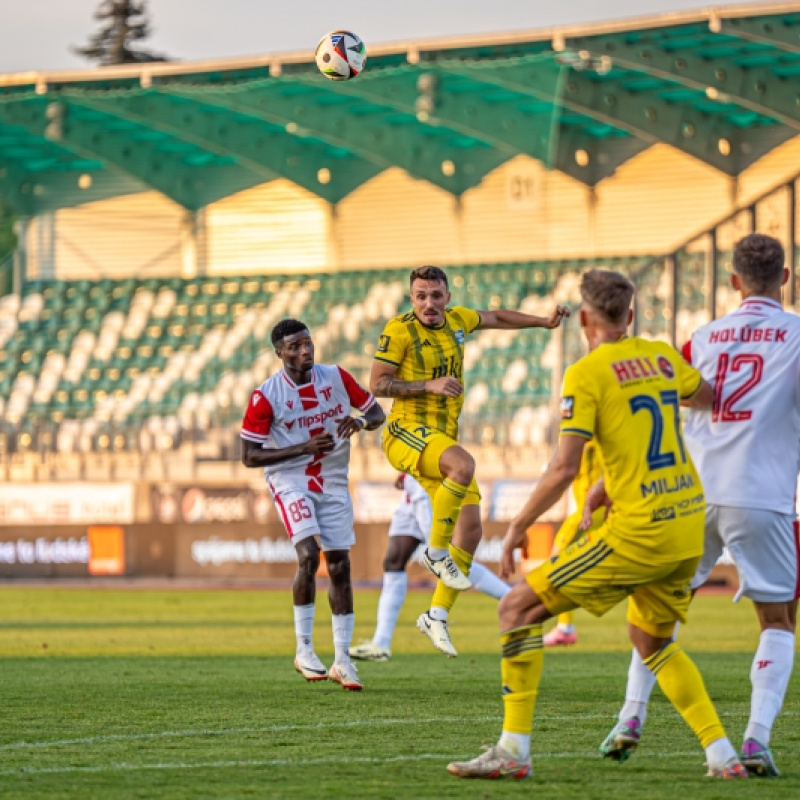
[708,326,787,343]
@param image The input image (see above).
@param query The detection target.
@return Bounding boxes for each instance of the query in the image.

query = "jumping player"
[600,233,800,776]
[447,269,747,781]
[240,319,385,691]
[370,265,568,657]
[349,472,510,662]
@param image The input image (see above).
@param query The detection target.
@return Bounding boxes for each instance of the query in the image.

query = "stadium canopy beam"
[65,90,381,204]
[562,30,800,132]
[718,13,800,54]
[440,61,795,176]
[168,81,508,196]
[318,64,647,185]
[0,95,263,210]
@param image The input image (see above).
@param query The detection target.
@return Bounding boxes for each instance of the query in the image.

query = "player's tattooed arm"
[371,361,461,398]
[372,374,428,396]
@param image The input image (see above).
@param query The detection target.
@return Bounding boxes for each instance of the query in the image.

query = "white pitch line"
[0,749,708,778]
[0,708,760,753]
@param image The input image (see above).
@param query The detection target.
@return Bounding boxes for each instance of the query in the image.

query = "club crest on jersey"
[252,393,261,407]
[321,386,333,401]
[657,356,675,380]
[286,399,294,410]
[377,335,391,353]
[454,329,465,344]
[560,396,575,420]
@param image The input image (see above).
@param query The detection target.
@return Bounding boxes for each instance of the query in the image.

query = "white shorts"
[691,505,799,603]
[387,498,431,543]
[271,488,355,552]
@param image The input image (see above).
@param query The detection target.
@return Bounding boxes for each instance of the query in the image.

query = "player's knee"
[326,553,351,582]
[447,451,475,486]
[498,591,522,631]
[296,549,320,578]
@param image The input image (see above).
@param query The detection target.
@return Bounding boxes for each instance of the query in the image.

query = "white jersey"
[240,364,376,496]
[683,297,800,514]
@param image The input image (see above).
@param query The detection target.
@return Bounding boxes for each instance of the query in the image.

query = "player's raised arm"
[476,305,570,331]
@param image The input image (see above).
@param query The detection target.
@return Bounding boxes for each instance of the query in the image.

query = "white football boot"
[294,651,328,682]
[417,611,458,657]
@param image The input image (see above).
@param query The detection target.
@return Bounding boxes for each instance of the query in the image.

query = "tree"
[74,1,169,66]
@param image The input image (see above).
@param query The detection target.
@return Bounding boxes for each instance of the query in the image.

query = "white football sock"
[705,737,738,770]
[373,571,407,650]
[744,628,795,746]
[332,613,355,665]
[619,648,657,725]
[468,561,511,600]
[429,606,449,622]
[427,546,448,560]
[498,731,530,760]
[293,604,315,654]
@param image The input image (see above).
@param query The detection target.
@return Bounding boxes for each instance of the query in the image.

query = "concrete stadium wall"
[23,137,800,280]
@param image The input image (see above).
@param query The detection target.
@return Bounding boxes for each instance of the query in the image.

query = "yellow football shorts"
[552,507,606,553]
[527,526,701,638]
[382,420,481,505]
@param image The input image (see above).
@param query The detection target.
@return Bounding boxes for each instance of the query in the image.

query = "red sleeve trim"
[338,367,375,412]
[680,339,693,365]
[241,389,274,441]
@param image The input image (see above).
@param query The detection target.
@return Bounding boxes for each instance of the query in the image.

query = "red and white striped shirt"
[241,364,375,496]
[683,297,800,514]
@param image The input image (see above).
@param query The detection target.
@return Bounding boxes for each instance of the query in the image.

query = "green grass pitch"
[0,587,798,799]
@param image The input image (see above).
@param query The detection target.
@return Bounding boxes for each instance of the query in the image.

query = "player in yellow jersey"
[370,265,568,657]
[447,269,749,781]
[542,440,605,646]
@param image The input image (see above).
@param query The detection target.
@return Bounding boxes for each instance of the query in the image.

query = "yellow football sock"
[644,642,727,748]
[431,544,473,612]
[429,478,469,550]
[501,624,544,735]
[557,611,574,627]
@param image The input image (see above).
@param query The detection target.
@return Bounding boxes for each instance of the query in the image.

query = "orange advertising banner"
[87,526,126,576]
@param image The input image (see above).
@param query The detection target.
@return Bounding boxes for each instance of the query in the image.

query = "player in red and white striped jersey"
[240,318,385,691]
[604,234,800,776]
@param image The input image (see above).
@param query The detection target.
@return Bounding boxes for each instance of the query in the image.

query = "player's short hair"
[410,265,448,289]
[580,269,635,325]
[733,233,785,293]
[271,318,309,346]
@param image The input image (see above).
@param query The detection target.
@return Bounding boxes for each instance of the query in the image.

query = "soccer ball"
[315,30,367,81]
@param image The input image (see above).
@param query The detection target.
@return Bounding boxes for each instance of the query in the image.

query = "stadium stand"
[0,256,651,469]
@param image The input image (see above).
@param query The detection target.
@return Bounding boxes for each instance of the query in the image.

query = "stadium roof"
[1,2,800,214]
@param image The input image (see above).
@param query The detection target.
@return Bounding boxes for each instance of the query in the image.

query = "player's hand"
[303,432,336,455]
[425,376,463,397]
[542,305,571,329]
[500,519,529,579]
[580,478,611,531]
[335,416,364,439]
[394,473,405,490]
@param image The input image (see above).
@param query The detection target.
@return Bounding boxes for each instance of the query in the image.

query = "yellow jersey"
[559,336,705,564]
[375,306,481,439]
[571,440,602,511]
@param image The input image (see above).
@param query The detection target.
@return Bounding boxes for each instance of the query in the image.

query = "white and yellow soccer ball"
[315,30,367,81]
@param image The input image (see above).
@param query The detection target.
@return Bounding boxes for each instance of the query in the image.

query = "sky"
[1,0,760,74]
